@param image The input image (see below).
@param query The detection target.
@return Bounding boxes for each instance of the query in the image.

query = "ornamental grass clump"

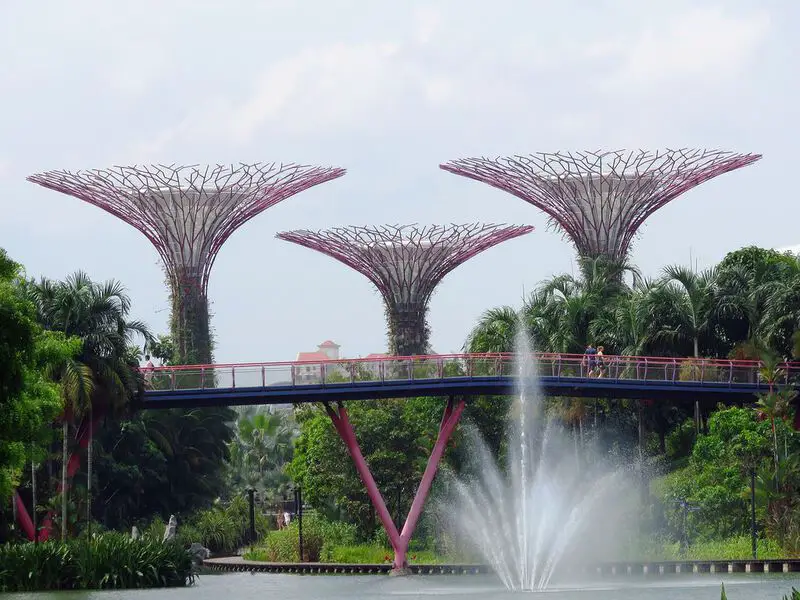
[0,532,193,592]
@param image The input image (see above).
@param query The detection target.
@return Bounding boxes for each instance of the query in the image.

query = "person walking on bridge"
[583,344,597,377]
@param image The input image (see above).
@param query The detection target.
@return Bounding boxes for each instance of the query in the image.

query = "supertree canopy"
[440,149,761,264]
[28,163,346,364]
[277,223,533,356]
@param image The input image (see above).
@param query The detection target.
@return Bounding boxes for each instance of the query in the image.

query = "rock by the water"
[131,525,140,540]
[188,543,211,568]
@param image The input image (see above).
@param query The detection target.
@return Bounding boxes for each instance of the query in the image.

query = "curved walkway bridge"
[141,352,799,408]
[141,352,800,575]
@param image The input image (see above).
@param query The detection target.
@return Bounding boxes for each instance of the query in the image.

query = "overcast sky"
[1,0,796,364]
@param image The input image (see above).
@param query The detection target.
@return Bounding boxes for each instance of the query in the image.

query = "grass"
[631,536,790,561]
[244,542,451,564]
[0,532,194,592]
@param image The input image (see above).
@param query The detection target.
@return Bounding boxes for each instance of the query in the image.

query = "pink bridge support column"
[324,397,465,573]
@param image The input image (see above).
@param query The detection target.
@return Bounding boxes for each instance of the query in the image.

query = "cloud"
[413,6,442,45]
[602,7,770,88]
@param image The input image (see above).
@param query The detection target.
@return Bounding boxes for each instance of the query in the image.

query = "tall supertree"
[28,163,346,364]
[440,149,761,264]
[277,223,533,356]
[277,223,532,572]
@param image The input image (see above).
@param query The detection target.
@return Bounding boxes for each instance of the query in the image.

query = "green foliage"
[636,535,787,561]
[654,407,776,540]
[0,249,76,503]
[226,407,294,505]
[177,496,272,554]
[0,532,193,592]
[243,513,358,562]
[289,399,448,539]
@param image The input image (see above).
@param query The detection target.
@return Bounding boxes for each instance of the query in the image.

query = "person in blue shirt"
[583,344,597,377]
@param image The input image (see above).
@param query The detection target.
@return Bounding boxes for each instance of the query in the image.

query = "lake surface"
[4,572,800,599]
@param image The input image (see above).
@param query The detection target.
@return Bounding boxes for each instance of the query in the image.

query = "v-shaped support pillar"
[324,397,465,573]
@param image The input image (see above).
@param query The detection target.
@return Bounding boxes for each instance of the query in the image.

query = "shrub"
[244,513,358,562]
[0,532,193,592]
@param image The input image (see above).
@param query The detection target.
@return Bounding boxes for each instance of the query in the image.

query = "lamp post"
[750,469,757,559]
[294,486,303,561]
[246,488,256,544]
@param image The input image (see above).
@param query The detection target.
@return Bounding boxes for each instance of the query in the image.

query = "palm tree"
[28,272,150,536]
[465,306,519,353]
[228,408,296,507]
[590,279,660,357]
[530,257,638,354]
[651,265,719,432]
[655,265,718,359]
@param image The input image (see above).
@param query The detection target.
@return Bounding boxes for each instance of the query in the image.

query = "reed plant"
[0,532,193,592]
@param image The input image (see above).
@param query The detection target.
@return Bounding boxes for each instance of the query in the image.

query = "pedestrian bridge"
[139,352,798,409]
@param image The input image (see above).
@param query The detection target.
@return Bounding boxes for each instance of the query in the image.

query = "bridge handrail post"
[728,360,734,385]
[291,364,296,387]
[262,366,266,388]
[350,362,355,384]
[380,361,385,383]
[672,358,677,382]
[201,367,206,390]
[409,359,414,381]
[231,367,236,389]
[170,369,175,391]
[643,357,648,381]
[438,358,444,379]
[557,354,562,378]
[467,357,473,378]
[700,360,705,383]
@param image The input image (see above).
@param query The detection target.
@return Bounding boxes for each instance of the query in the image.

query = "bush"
[0,532,193,592]
[143,496,273,555]
[244,513,358,562]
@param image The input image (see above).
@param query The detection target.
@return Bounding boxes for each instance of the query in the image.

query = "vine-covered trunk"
[386,302,429,356]
[170,274,212,366]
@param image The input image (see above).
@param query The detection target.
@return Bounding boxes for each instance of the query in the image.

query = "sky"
[1,0,797,364]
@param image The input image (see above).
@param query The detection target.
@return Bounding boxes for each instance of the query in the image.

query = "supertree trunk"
[170,274,213,365]
[386,302,429,356]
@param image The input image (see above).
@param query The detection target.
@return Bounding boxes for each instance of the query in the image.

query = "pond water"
[4,572,800,600]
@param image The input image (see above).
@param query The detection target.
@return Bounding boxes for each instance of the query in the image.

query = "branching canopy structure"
[28,163,346,364]
[277,223,533,356]
[440,149,761,264]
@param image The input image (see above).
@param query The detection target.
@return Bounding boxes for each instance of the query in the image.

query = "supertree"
[277,223,532,572]
[277,223,534,356]
[440,149,761,265]
[27,163,346,365]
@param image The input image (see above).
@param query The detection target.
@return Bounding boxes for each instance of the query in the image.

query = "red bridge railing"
[141,352,799,393]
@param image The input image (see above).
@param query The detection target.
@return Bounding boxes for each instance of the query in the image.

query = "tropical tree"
[227,407,296,506]
[27,272,150,536]
[0,249,74,514]
[464,306,519,353]
[653,265,718,358]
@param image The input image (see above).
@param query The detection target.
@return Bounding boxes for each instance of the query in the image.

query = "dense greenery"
[0,532,193,592]
[0,250,75,504]
[286,247,800,559]
[0,252,234,547]
[3,241,800,578]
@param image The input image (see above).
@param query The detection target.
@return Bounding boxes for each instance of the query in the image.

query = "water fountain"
[445,330,631,592]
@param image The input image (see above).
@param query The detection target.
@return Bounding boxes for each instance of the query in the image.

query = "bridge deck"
[140,352,799,408]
